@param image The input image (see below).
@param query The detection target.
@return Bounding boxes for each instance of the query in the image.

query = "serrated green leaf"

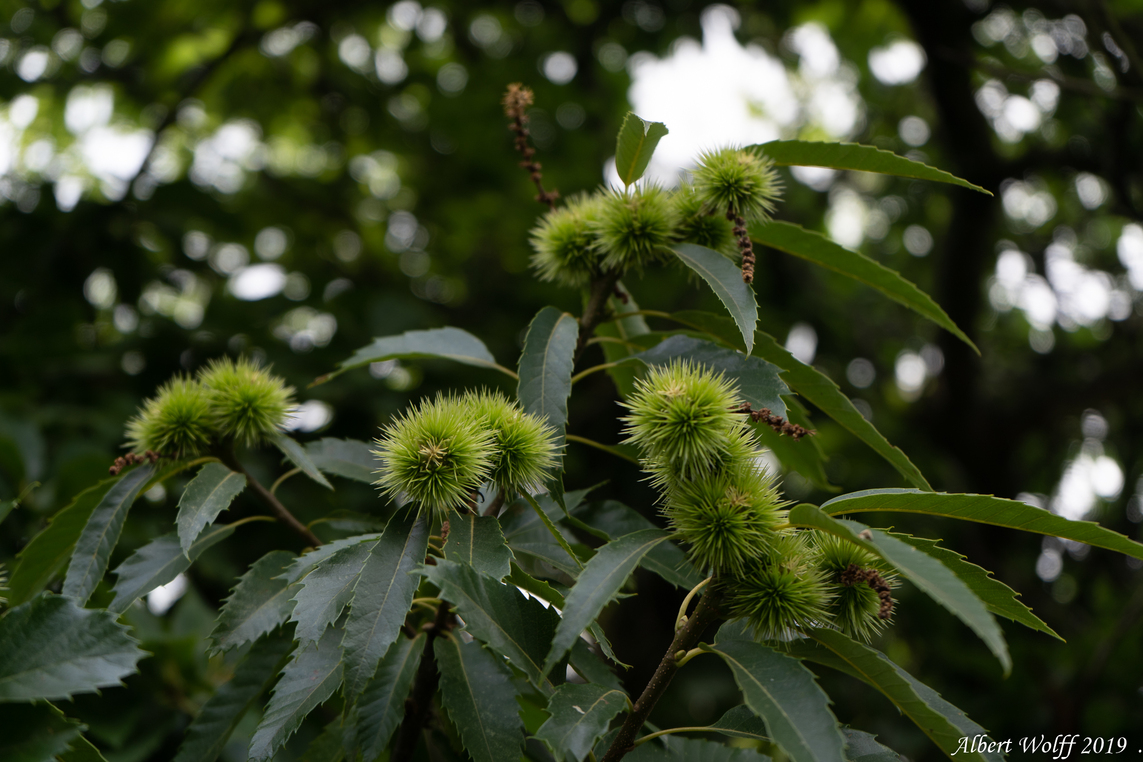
[354,634,424,762]
[893,533,1061,640]
[444,512,514,580]
[426,559,560,691]
[822,488,1143,561]
[57,733,109,762]
[321,326,511,384]
[0,702,84,761]
[841,728,907,762]
[341,511,429,702]
[0,593,146,702]
[172,628,295,762]
[284,534,380,584]
[176,463,246,556]
[570,501,703,589]
[788,505,1010,675]
[501,494,582,579]
[537,683,628,762]
[671,244,757,354]
[594,285,651,397]
[7,478,116,606]
[289,535,377,648]
[304,438,379,483]
[615,112,669,186]
[707,704,771,741]
[270,431,333,490]
[752,331,931,490]
[543,529,669,675]
[630,334,788,418]
[62,464,154,606]
[709,634,845,762]
[435,635,525,762]
[750,221,976,352]
[309,510,388,534]
[754,140,990,195]
[628,737,772,761]
[789,628,1002,762]
[518,306,579,452]
[569,638,624,691]
[248,624,344,761]
[109,525,236,614]
[301,719,347,762]
[209,550,297,654]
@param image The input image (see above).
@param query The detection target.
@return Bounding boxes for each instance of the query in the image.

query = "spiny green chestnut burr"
[642,423,757,493]
[197,357,296,446]
[373,395,493,516]
[727,532,834,640]
[622,360,741,478]
[529,193,604,287]
[594,184,676,271]
[813,532,898,642]
[670,181,736,256]
[463,390,557,495]
[693,147,782,220]
[664,465,787,574]
[124,376,213,457]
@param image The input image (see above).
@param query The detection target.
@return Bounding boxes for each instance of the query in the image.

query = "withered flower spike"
[503,83,559,210]
[733,402,813,439]
[841,563,895,620]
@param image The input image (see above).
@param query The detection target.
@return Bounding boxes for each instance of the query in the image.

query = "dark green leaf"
[787,505,1010,675]
[842,728,907,762]
[209,550,297,654]
[571,501,703,589]
[754,140,990,194]
[750,221,975,351]
[709,634,845,762]
[671,244,757,354]
[289,535,377,648]
[304,438,379,483]
[62,464,154,605]
[175,463,246,556]
[518,306,579,450]
[172,628,295,762]
[301,720,347,762]
[0,703,84,762]
[790,628,1002,762]
[341,511,429,702]
[536,682,628,762]
[707,705,770,741]
[569,638,623,691]
[354,634,424,762]
[7,477,117,606]
[893,533,1061,640]
[630,334,788,418]
[57,733,109,762]
[109,524,236,614]
[594,285,652,397]
[822,488,1143,561]
[435,635,525,762]
[614,112,669,186]
[501,494,582,579]
[0,593,146,702]
[543,529,669,675]
[443,512,514,580]
[248,624,344,761]
[310,510,388,534]
[270,431,333,490]
[752,331,931,490]
[322,326,509,383]
[426,559,560,692]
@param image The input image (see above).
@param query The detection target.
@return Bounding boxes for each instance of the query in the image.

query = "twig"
[733,402,814,440]
[574,270,624,364]
[392,601,455,761]
[483,488,506,517]
[600,586,724,762]
[502,83,559,210]
[216,449,323,547]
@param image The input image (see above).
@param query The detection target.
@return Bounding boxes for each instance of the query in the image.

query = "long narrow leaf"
[443,512,514,580]
[289,536,377,648]
[754,140,990,195]
[536,683,628,762]
[341,511,429,702]
[571,500,703,590]
[543,529,669,675]
[354,635,424,762]
[210,550,297,654]
[671,243,757,354]
[176,463,246,555]
[822,488,1143,561]
[270,431,333,490]
[518,306,579,449]
[435,635,525,762]
[304,438,379,484]
[788,504,1010,674]
[750,220,975,351]
[62,465,155,606]
[711,631,846,762]
[109,525,236,614]
[319,326,511,384]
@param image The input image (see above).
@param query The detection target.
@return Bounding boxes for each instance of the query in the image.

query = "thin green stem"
[571,361,623,384]
[565,434,640,465]
[216,448,323,547]
[270,467,302,496]
[521,491,584,571]
[225,515,277,530]
[597,309,672,324]
[631,726,714,746]
[672,647,707,668]
[676,576,712,630]
[492,363,520,380]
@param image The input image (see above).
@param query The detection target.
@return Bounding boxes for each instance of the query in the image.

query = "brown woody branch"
[392,601,456,761]
[216,449,323,547]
